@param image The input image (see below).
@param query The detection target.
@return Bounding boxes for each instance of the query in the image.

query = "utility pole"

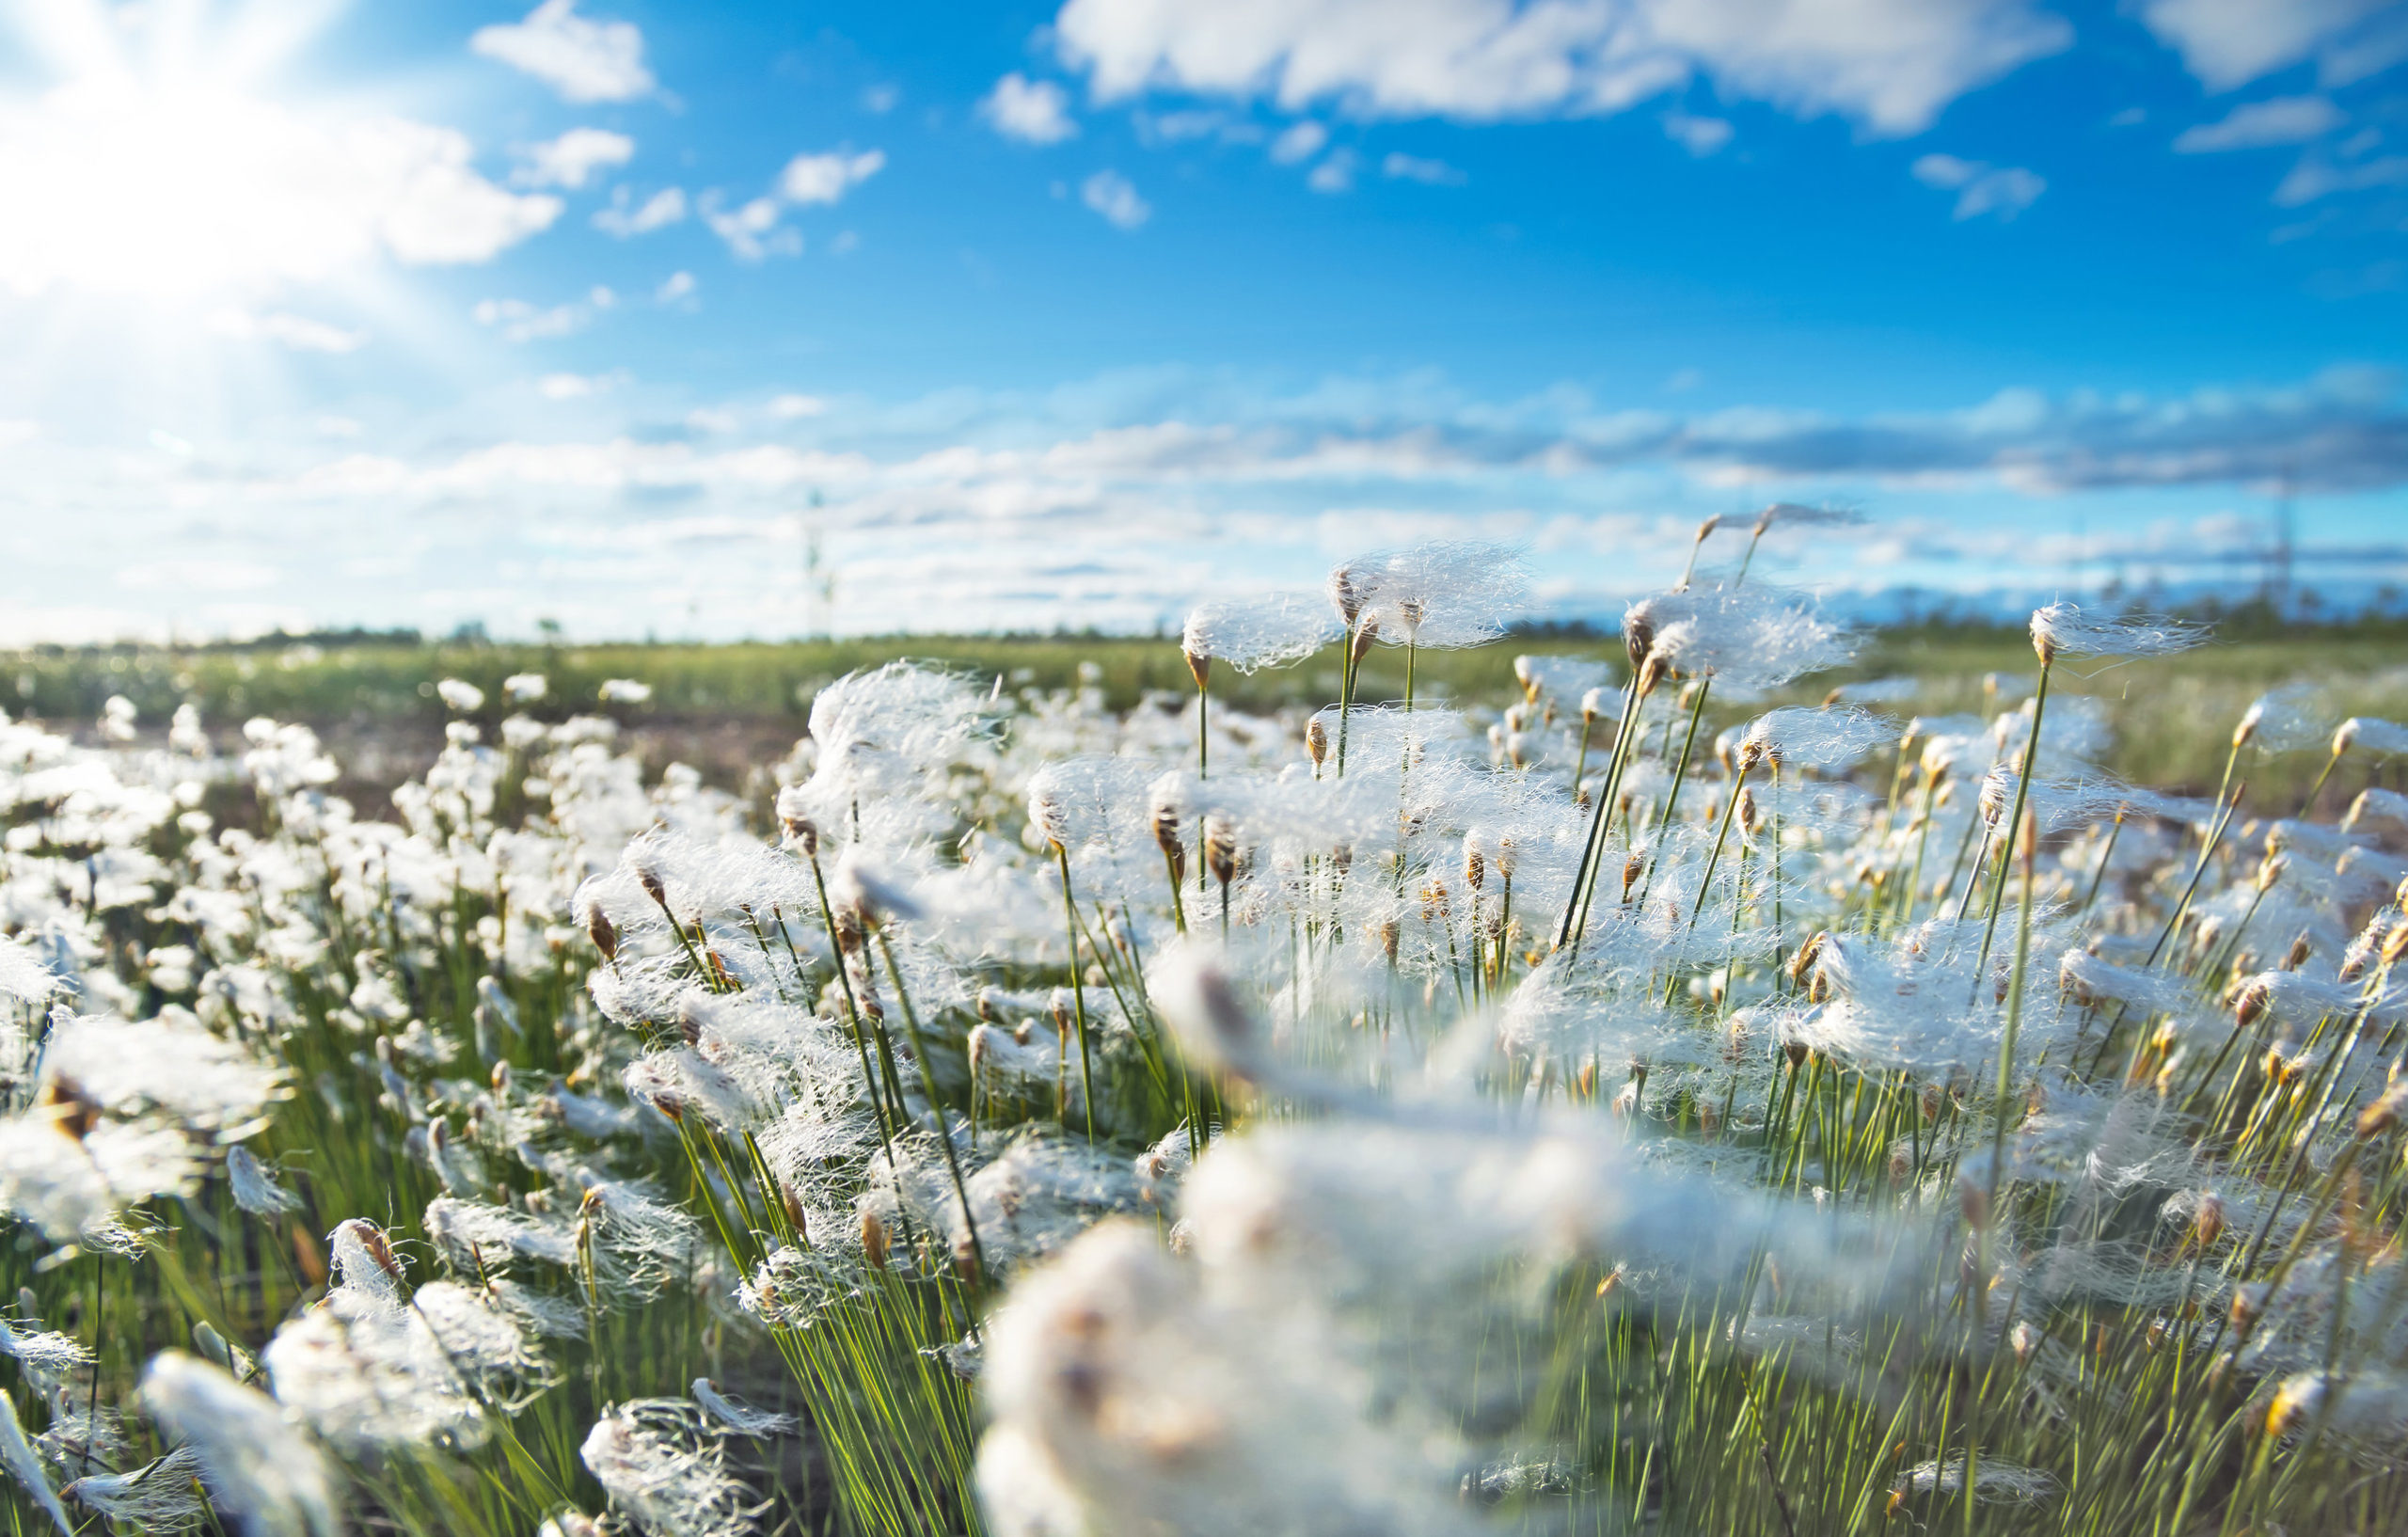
[2270,464,2295,618]
[800,489,835,639]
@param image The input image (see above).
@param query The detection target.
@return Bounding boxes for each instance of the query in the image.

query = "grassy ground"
[12,617,2408,813]
[8,608,2408,1537]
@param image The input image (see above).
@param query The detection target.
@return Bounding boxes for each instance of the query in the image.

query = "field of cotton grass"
[7,525,2408,1536]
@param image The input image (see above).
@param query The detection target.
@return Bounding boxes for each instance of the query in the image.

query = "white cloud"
[1136,109,1264,146]
[1662,110,1735,154]
[2175,95,2346,152]
[1911,153,2045,220]
[2274,151,2408,205]
[1054,0,2069,137]
[657,270,696,302]
[539,371,627,399]
[16,364,2408,645]
[117,560,280,593]
[1307,149,1359,193]
[372,121,565,263]
[470,0,655,103]
[702,193,794,261]
[206,308,370,354]
[1270,120,1328,164]
[983,73,1079,143]
[1382,151,1465,184]
[593,184,687,236]
[769,393,828,419]
[779,149,886,205]
[0,87,560,297]
[2134,0,2400,91]
[514,126,635,188]
[1082,169,1150,229]
[473,296,590,341]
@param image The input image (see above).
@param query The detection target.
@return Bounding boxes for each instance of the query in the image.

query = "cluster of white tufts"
[4,548,2407,1537]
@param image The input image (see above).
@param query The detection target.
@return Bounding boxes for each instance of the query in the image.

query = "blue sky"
[2,0,2406,642]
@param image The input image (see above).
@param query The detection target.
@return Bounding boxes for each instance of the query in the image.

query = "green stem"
[1686,760,1754,928]
[1054,843,1098,1144]
[873,930,990,1301]
[1973,660,2051,987]
[1634,677,1713,911]
[2299,744,2344,819]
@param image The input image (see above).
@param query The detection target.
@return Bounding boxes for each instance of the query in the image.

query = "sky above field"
[4,0,2408,643]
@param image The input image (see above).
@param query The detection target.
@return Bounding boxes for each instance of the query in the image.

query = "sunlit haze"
[4,0,2406,642]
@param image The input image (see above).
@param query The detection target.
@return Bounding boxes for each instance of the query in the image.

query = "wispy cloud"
[13,364,2405,642]
[702,194,792,261]
[2173,94,2344,152]
[1662,111,1735,155]
[780,149,887,205]
[1911,153,2045,220]
[594,185,687,236]
[2133,0,2408,90]
[1082,170,1150,230]
[1054,0,2069,137]
[1270,121,1328,165]
[206,309,370,355]
[1382,152,1465,185]
[982,73,1079,144]
[2274,151,2408,206]
[471,0,655,103]
[473,287,616,342]
[1307,149,1359,194]
[513,127,636,188]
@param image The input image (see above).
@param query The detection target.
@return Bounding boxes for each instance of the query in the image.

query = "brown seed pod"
[1350,620,1380,665]
[783,814,820,858]
[1205,818,1239,887]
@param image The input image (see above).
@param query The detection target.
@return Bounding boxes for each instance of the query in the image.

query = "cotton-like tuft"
[2028,602,2209,663]
[1180,594,1339,673]
[141,1352,339,1537]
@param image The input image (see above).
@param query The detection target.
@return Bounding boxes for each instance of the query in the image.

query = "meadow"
[6,549,2408,1537]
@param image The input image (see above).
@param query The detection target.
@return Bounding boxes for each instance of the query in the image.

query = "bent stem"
[1635,676,1713,911]
[1336,625,1359,777]
[1687,757,1755,930]
[2298,742,2345,818]
[1053,841,1098,1143]
[1973,658,2052,987]
[2146,777,2245,967]
[806,846,905,1165]
[1560,675,1646,949]
[872,929,990,1302]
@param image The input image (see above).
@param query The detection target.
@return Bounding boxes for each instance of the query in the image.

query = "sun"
[0,0,558,303]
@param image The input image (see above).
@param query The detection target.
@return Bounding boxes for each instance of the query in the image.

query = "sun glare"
[0,0,556,302]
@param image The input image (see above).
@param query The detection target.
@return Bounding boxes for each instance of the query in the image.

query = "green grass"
[8,610,2408,1537]
[12,616,2408,809]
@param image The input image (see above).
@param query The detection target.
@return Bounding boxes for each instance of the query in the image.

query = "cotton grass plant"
[1,529,2406,1536]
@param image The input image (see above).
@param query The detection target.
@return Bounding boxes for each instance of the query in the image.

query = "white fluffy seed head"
[1180,594,1340,674]
[2028,602,2208,666]
[141,1352,339,1537]
[227,1146,302,1217]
